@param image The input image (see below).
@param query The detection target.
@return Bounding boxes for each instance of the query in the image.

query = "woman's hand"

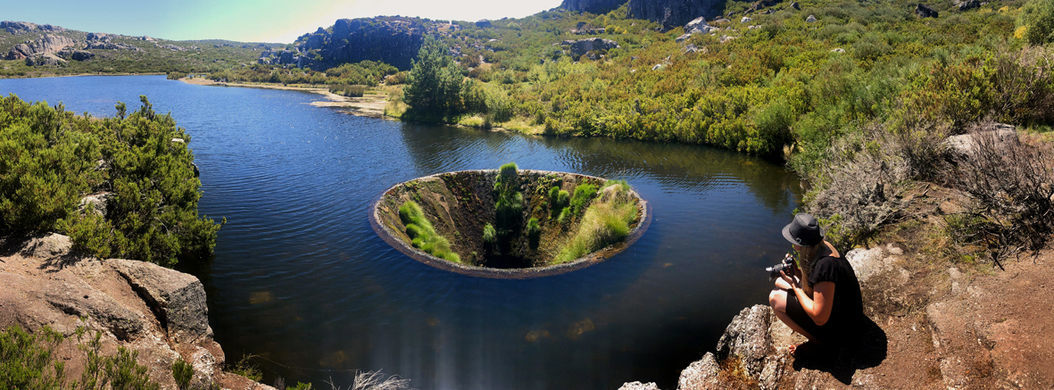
[779,269,800,290]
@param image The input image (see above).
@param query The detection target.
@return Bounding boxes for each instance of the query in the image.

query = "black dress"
[784,255,864,343]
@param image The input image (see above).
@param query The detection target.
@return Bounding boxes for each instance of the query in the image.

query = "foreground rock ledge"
[371,169,650,278]
[0,233,274,390]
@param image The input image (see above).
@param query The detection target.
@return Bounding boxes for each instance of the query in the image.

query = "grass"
[399,200,461,263]
[554,182,639,263]
[569,183,599,215]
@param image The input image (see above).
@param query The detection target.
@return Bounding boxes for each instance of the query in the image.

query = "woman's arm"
[781,270,836,325]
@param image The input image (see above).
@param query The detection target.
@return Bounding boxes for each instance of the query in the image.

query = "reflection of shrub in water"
[399,201,461,263]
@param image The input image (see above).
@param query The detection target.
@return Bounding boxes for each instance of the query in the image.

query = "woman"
[769,213,864,353]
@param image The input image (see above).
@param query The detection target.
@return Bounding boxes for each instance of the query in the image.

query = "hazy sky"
[0,0,564,43]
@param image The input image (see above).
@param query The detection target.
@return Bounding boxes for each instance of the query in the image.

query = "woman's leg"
[769,288,816,342]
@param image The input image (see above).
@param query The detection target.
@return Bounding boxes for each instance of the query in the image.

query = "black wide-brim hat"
[782,213,823,246]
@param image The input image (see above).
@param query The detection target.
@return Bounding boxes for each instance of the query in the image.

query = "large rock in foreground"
[0,233,273,390]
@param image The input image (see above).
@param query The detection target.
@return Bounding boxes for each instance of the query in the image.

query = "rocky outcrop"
[676,17,720,42]
[59,49,95,61]
[110,259,211,343]
[1,20,64,34]
[0,233,272,389]
[915,3,939,18]
[954,0,982,11]
[562,37,620,60]
[746,0,783,14]
[628,0,726,30]
[560,0,726,29]
[560,0,627,13]
[260,17,429,70]
[942,123,1017,156]
[5,33,75,60]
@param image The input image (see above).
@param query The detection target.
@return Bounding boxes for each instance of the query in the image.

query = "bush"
[948,124,1054,264]
[554,183,638,263]
[569,183,599,216]
[526,217,541,249]
[172,358,193,390]
[492,163,524,250]
[1023,0,1054,45]
[0,325,65,389]
[549,186,570,219]
[0,95,221,266]
[399,201,461,262]
[229,354,262,382]
[328,84,367,97]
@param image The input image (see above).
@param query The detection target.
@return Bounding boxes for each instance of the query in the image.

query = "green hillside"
[0,23,277,77]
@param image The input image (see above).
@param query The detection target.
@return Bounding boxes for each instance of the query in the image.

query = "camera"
[766,253,796,279]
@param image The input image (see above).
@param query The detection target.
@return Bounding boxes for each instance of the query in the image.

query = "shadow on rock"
[792,315,888,384]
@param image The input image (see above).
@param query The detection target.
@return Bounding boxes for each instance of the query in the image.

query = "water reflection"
[0,76,802,390]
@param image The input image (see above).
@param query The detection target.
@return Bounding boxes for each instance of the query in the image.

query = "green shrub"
[229,354,261,382]
[1023,0,1054,45]
[399,201,461,262]
[526,217,541,249]
[0,325,65,390]
[554,183,638,263]
[492,163,524,251]
[105,348,158,390]
[0,325,162,390]
[328,84,367,97]
[0,95,220,267]
[569,183,599,216]
[172,358,193,390]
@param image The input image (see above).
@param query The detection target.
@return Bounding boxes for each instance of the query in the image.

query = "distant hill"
[0,20,279,77]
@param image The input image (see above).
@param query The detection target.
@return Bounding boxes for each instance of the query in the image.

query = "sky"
[0,0,564,43]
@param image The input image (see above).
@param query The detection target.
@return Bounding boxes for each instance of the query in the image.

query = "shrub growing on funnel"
[399,201,460,263]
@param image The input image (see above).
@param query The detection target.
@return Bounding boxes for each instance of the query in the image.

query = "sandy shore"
[179,77,388,118]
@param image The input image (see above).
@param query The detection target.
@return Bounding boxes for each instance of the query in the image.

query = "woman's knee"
[768,289,787,312]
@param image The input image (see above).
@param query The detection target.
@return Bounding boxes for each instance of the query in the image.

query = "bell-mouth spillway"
[369,168,651,278]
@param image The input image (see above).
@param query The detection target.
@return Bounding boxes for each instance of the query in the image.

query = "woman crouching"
[769,213,864,353]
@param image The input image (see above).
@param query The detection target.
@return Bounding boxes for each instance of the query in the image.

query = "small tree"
[404,37,464,119]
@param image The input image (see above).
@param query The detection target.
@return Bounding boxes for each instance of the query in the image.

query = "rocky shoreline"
[0,233,273,389]
[621,238,1054,389]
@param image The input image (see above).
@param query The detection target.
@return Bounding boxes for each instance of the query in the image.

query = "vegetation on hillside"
[0,95,220,266]
[0,28,270,77]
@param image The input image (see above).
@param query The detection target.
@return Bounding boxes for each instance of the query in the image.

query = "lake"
[0,75,801,390]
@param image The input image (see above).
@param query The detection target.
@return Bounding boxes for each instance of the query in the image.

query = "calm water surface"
[1,76,801,390]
